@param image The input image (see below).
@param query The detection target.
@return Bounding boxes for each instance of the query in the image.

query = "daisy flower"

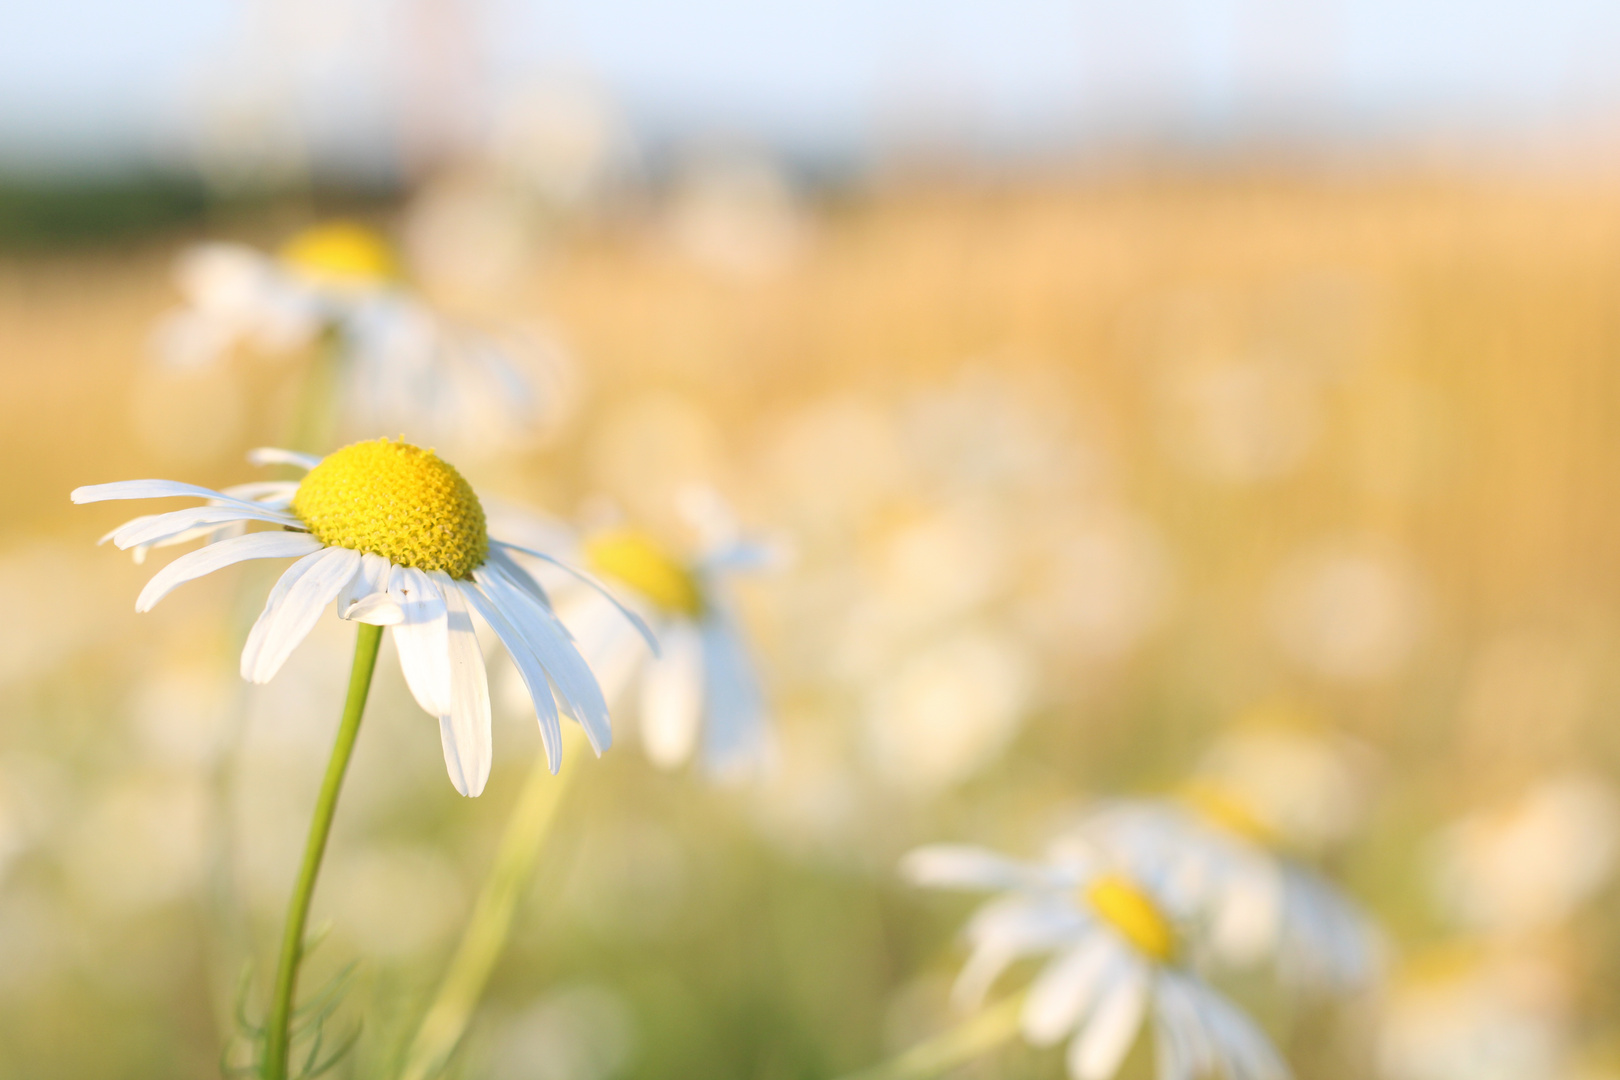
[73,437,646,795]
[1088,715,1379,991]
[150,221,564,453]
[500,491,779,777]
[1431,772,1620,939]
[1079,797,1378,994]
[902,838,1289,1080]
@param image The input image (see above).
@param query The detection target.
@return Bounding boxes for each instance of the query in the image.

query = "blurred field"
[5,168,1620,1079]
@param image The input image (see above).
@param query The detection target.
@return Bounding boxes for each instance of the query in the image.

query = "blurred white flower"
[1189,709,1373,853]
[502,491,779,778]
[862,626,1035,796]
[903,840,1288,1080]
[1083,800,1378,993]
[666,152,810,280]
[1159,359,1322,484]
[149,221,568,455]
[486,983,638,1080]
[1022,508,1174,663]
[1432,773,1620,937]
[1380,948,1573,1080]
[1266,541,1428,681]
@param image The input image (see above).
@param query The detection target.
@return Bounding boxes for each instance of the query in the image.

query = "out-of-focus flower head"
[1379,944,1575,1080]
[150,221,570,456]
[1079,796,1379,994]
[902,837,1290,1080]
[1183,700,1374,855]
[498,488,784,780]
[1431,772,1620,939]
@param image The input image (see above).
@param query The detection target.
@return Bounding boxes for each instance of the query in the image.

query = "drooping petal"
[388,566,451,717]
[461,578,564,773]
[1069,962,1149,1080]
[1022,934,1122,1047]
[1189,979,1290,1080]
[247,447,323,471]
[698,609,769,774]
[954,895,1089,1008]
[336,552,400,623]
[240,546,362,683]
[436,577,492,797]
[493,540,658,653]
[639,619,704,769]
[136,531,324,612]
[475,563,612,753]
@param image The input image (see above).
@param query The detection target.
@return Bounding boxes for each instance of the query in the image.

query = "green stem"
[288,328,343,455]
[399,724,587,1080]
[263,622,384,1080]
[833,994,1025,1080]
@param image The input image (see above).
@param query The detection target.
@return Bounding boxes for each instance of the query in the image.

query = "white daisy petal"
[389,566,452,717]
[247,447,323,471]
[221,480,301,507]
[901,845,1064,891]
[955,895,1088,1008]
[1155,972,1217,1080]
[109,504,301,550]
[240,547,363,683]
[436,577,492,797]
[1023,935,1122,1046]
[73,479,272,507]
[136,530,324,612]
[1195,982,1290,1080]
[639,619,704,769]
[698,610,769,774]
[462,578,564,773]
[1070,962,1149,1080]
[485,546,550,604]
[476,563,612,754]
[494,540,658,653]
[336,552,398,623]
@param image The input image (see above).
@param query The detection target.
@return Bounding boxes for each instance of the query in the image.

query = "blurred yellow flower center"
[1180,781,1277,847]
[280,221,399,287]
[292,438,487,579]
[584,530,703,617]
[1085,874,1177,962]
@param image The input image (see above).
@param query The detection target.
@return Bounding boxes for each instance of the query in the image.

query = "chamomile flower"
[73,438,647,796]
[501,492,779,777]
[1082,798,1378,994]
[150,221,563,453]
[902,839,1289,1080]
[1431,773,1620,939]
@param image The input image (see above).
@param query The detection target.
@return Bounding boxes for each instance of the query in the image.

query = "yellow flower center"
[279,221,399,287]
[583,530,703,617]
[1085,874,1177,962]
[291,438,487,579]
[1179,781,1278,847]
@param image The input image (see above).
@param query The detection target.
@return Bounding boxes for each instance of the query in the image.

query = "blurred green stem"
[399,724,587,1080]
[263,622,382,1080]
[288,328,343,454]
[833,994,1025,1080]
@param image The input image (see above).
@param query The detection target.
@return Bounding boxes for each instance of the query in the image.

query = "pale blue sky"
[3,0,1619,171]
